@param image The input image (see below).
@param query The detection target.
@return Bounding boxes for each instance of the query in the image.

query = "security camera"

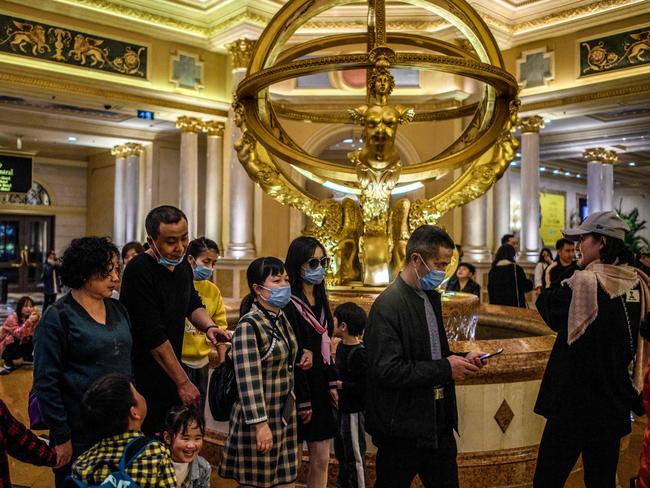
[104,104,112,110]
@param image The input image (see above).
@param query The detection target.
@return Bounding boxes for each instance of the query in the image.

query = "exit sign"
[137,110,154,120]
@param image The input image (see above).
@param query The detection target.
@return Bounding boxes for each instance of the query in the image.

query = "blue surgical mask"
[260,285,292,308]
[303,266,326,285]
[149,238,186,267]
[417,255,446,291]
[193,265,213,281]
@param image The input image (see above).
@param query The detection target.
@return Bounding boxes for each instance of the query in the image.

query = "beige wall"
[86,151,115,238]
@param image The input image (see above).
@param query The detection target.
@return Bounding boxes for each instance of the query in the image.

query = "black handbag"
[208,350,238,421]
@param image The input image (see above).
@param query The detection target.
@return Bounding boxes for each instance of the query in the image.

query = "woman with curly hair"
[33,236,133,488]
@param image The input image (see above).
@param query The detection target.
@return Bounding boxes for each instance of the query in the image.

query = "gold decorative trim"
[206,13,268,38]
[203,120,225,136]
[583,147,618,164]
[111,142,143,158]
[517,115,544,133]
[0,71,227,117]
[176,115,203,133]
[521,81,650,112]
[226,38,255,70]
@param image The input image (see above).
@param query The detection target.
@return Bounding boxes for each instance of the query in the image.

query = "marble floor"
[1,365,644,487]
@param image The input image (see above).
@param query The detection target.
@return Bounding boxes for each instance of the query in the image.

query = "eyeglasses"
[305,256,330,270]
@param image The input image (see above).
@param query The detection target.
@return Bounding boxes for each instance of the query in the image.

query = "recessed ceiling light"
[343,138,353,143]
[576,174,582,179]
[628,162,636,166]
[68,136,78,143]
[564,171,571,176]
[552,169,560,175]
[543,118,551,124]
[540,167,546,172]
[516,152,521,157]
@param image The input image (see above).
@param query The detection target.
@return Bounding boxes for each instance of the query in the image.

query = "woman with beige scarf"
[532,211,650,488]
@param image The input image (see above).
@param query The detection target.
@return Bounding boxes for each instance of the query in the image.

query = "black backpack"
[208,318,268,421]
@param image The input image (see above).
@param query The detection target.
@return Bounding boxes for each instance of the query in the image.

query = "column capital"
[111,142,144,158]
[176,116,203,133]
[226,38,256,70]
[517,115,545,134]
[583,147,618,165]
[203,120,225,137]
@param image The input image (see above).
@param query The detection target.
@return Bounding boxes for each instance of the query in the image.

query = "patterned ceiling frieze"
[0,14,147,78]
[580,25,650,76]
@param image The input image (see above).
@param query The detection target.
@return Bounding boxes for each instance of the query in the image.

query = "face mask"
[193,265,213,281]
[303,266,326,285]
[260,285,292,308]
[149,238,186,267]
[416,255,446,291]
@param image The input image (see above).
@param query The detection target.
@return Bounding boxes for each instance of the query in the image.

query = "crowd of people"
[1,205,650,488]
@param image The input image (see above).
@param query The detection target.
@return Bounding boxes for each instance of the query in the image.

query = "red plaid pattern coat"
[0,399,57,488]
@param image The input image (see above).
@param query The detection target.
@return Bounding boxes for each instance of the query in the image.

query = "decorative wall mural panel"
[0,14,147,78]
[580,26,650,76]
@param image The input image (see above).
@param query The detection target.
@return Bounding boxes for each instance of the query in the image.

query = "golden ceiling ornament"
[176,115,203,133]
[234,0,519,287]
[203,120,225,137]
[226,38,256,70]
[111,142,143,158]
[583,147,618,165]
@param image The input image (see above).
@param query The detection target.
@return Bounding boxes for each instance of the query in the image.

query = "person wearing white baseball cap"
[533,210,650,487]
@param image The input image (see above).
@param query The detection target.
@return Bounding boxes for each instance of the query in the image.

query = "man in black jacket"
[365,225,485,488]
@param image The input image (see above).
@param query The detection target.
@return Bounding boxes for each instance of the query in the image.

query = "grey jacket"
[181,455,211,488]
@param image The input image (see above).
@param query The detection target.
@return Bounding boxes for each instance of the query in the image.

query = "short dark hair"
[145,206,187,239]
[15,296,34,319]
[240,256,286,316]
[60,237,119,289]
[187,237,220,258]
[501,234,516,245]
[333,302,367,337]
[492,244,516,268]
[458,262,476,275]
[121,241,145,261]
[164,405,205,438]
[592,233,634,265]
[555,238,574,251]
[405,225,455,262]
[81,374,136,442]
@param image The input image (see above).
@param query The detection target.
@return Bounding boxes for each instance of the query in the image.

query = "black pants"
[334,411,366,488]
[534,419,621,488]
[2,338,33,367]
[374,430,458,488]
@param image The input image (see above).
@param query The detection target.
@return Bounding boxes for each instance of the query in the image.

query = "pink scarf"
[290,296,332,365]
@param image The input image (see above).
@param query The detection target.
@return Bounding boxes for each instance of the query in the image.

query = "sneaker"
[0,365,14,375]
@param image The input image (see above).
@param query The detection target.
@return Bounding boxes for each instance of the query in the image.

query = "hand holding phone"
[479,348,504,361]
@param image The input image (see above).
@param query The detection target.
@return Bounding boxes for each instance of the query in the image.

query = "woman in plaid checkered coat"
[219,257,300,488]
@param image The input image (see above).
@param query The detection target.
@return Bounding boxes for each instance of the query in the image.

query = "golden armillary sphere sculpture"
[234,0,520,287]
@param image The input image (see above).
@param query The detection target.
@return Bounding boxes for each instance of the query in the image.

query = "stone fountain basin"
[204,295,556,487]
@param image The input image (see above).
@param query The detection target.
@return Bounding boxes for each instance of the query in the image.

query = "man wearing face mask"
[365,225,485,488]
[120,206,232,436]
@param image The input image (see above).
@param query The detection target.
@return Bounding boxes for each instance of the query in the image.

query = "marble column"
[123,143,144,243]
[462,194,491,263]
[492,172,511,251]
[176,116,203,237]
[203,120,225,250]
[225,38,256,259]
[111,145,127,246]
[584,147,618,215]
[518,116,545,262]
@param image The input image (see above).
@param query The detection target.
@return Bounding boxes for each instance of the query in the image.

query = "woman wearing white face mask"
[182,237,228,409]
[220,257,299,488]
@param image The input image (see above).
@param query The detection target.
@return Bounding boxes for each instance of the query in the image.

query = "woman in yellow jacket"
[183,237,228,408]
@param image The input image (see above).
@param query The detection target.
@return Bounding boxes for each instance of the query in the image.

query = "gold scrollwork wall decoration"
[234,0,519,287]
[581,26,650,76]
[0,14,147,78]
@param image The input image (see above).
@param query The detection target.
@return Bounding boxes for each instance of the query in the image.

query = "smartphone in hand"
[480,348,504,361]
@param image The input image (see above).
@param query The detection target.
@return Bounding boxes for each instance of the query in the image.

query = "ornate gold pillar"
[225,38,256,259]
[518,116,544,262]
[111,144,128,246]
[203,121,225,250]
[584,147,617,214]
[123,143,144,243]
[176,116,203,237]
